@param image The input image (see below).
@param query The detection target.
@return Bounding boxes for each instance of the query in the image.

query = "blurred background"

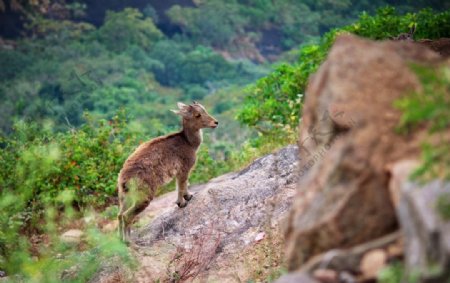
[0,1,449,281]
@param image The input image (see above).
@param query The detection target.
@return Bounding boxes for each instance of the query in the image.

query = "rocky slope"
[94,145,299,282]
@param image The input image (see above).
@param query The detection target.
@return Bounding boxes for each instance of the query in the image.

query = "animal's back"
[118,132,193,191]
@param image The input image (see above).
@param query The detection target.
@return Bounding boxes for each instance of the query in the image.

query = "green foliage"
[0,119,134,280]
[167,1,248,47]
[395,65,450,181]
[348,7,450,40]
[165,0,449,50]
[237,64,303,132]
[149,40,245,87]
[378,262,404,283]
[395,65,450,134]
[97,8,163,53]
[0,111,136,211]
[4,227,134,282]
[238,7,450,138]
[237,30,336,136]
[436,193,450,221]
[0,8,264,134]
[1,4,450,281]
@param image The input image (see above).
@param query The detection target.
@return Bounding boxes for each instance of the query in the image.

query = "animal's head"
[172,101,219,129]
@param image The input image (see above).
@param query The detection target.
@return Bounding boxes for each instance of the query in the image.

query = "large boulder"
[284,34,443,270]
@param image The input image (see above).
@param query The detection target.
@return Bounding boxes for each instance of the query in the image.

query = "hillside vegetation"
[0,1,449,281]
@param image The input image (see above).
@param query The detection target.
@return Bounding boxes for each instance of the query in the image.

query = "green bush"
[97,8,163,53]
[166,2,248,47]
[0,111,136,212]
[0,115,135,279]
[394,64,450,181]
[237,30,336,136]
[348,7,450,40]
[378,262,404,283]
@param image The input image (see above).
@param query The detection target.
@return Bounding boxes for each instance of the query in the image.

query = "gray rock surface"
[275,271,319,283]
[397,180,450,282]
[60,229,84,244]
[128,145,299,282]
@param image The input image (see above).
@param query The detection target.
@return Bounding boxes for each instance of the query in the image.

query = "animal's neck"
[182,121,202,149]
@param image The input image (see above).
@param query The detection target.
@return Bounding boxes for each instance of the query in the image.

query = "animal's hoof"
[176,200,187,208]
[183,194,193,201]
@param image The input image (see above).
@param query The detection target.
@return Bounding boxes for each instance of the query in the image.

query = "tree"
[97,8,163,53]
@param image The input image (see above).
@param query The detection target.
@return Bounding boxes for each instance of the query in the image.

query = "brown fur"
[117,102,218,241]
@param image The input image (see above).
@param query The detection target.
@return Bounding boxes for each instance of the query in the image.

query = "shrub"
[0,126,135,280]
[0,111,136,213]
[97,8,163,53]
[394,64,450,181]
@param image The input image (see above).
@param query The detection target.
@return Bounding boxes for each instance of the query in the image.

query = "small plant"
[378,261,404,283]
[166,224,222,282]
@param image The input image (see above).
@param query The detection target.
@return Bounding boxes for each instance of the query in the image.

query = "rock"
[418,38,450,58]
[387,160,419,209]
[312,269,338,282]
[338,271,356,283]
[275,271,320,283]
[284,34,443,270]
[254,231,265,242]
[397,180,450,281]
[93,146,299,282]
[359,249,387,279]
[386,239,403,259]
[60,229,84,244]
[300,232,400,274]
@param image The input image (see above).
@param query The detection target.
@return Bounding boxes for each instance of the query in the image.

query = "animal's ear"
[177,102,189,110]
[173,102,193,117]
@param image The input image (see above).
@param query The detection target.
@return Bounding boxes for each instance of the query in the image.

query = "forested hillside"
[0,1,449,281]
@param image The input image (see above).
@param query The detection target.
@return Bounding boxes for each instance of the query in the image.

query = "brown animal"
[117,102,218,241]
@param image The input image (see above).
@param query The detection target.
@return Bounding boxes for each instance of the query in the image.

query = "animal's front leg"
[176,175,192,207]
[183,183,193,202]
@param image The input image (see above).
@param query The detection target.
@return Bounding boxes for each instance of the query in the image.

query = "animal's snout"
[211,120,219,128]
[214,121,219,125]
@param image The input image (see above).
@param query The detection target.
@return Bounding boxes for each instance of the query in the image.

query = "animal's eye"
[195,113,201,118]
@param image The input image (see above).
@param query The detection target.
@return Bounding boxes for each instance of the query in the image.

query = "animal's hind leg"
[118,202,137,243]
[118,194,152,242]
